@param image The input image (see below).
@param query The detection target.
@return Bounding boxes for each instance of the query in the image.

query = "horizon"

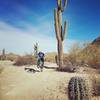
[0,0,100,55]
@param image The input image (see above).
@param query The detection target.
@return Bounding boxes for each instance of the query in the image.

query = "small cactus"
[34,43,38,58]
[1,49,6,60]
[68,77,92,100]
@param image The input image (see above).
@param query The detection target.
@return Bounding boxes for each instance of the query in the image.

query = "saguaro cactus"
[54,0,67,68]
[34,43,38,58]
[68,77,92,100]
[2,49,6,60]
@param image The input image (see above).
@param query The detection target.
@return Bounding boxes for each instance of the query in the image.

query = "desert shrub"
[67,43,83,66]
[78,45,100,69]
[45,53,68,63]
[68,77,92,100]
[91,75,100,96]
[14,55,37,66]
[65,42,100,69]
[45,53,56,63]
[6,53,18,61]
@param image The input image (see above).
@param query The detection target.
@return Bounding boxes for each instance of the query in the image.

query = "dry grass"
[14,55,36,66]
[45,52,57,63]
[91,74,100,96]
[6,53,18,61]
[45,52,68,63]
[65,43,100,70]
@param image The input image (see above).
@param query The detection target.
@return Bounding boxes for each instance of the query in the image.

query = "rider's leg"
[37,59,40,68]
[41,58,44,72]
[41,58,44,66]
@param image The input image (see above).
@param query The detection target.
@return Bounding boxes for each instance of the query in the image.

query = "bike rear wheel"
[37,59,44,72]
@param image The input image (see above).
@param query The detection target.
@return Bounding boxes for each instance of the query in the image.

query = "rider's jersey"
[38,52,45,58]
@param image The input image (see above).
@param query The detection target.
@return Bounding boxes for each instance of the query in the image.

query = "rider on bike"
[37,51,45,71]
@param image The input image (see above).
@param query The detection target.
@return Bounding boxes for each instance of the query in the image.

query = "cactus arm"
[64,0,67,9]
[63,21,67,40]
[58,10,62,36]
[61,26,63,41]
[62,21,67,41]
[57,0,62,10]
[54,9,61,41]
[61,0,67,12]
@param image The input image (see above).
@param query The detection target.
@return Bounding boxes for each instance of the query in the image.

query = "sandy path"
[0,61,99,100]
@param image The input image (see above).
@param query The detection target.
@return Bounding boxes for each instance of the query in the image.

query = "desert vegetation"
[56,41,99,73]
[68,77,92,100]
[14,54,37,66]
[0,0,100,100]
[0,49,6,60]
[45,52,56,63]
[64,42,100,70]
[54,0,67,68]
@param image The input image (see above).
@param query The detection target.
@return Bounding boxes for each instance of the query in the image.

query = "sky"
[0,0,100,55]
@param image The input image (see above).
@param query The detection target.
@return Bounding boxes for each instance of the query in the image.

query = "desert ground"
[0,61,100,100]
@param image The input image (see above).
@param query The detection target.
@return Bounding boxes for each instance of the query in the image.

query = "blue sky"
[0,0,100,54]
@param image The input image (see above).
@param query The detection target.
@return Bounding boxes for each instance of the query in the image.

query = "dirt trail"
[0,61,98,100]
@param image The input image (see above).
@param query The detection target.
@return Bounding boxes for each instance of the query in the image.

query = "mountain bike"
[37,58,44,72]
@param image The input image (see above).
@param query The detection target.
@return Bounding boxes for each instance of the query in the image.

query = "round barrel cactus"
[68,77,92,100]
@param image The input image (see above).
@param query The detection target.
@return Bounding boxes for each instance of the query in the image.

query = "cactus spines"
[68,77,92,100]
[54,0,67,68]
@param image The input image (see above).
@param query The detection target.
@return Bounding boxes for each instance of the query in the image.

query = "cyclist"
[37,51,45,71]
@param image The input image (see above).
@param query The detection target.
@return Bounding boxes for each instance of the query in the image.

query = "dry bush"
[85,46,100,69]
[6,53,18,61]
[65,42,100,69]
[45,53,56,63]
[14,55,36,66]
[45,52,68,64]
[91,75,100,96]
[65,43,83,66]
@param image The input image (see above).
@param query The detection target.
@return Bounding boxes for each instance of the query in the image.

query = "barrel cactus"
[68,77,92,100]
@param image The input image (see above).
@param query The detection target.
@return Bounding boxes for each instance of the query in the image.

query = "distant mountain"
[91,36,100,45]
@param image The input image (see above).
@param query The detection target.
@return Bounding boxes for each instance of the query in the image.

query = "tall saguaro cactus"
[54,0,67,67]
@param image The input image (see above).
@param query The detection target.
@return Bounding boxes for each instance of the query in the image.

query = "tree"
[54,0,67,67]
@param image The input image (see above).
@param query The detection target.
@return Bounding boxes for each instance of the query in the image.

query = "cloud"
[0,15,77,55]
[0,21,57,55]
